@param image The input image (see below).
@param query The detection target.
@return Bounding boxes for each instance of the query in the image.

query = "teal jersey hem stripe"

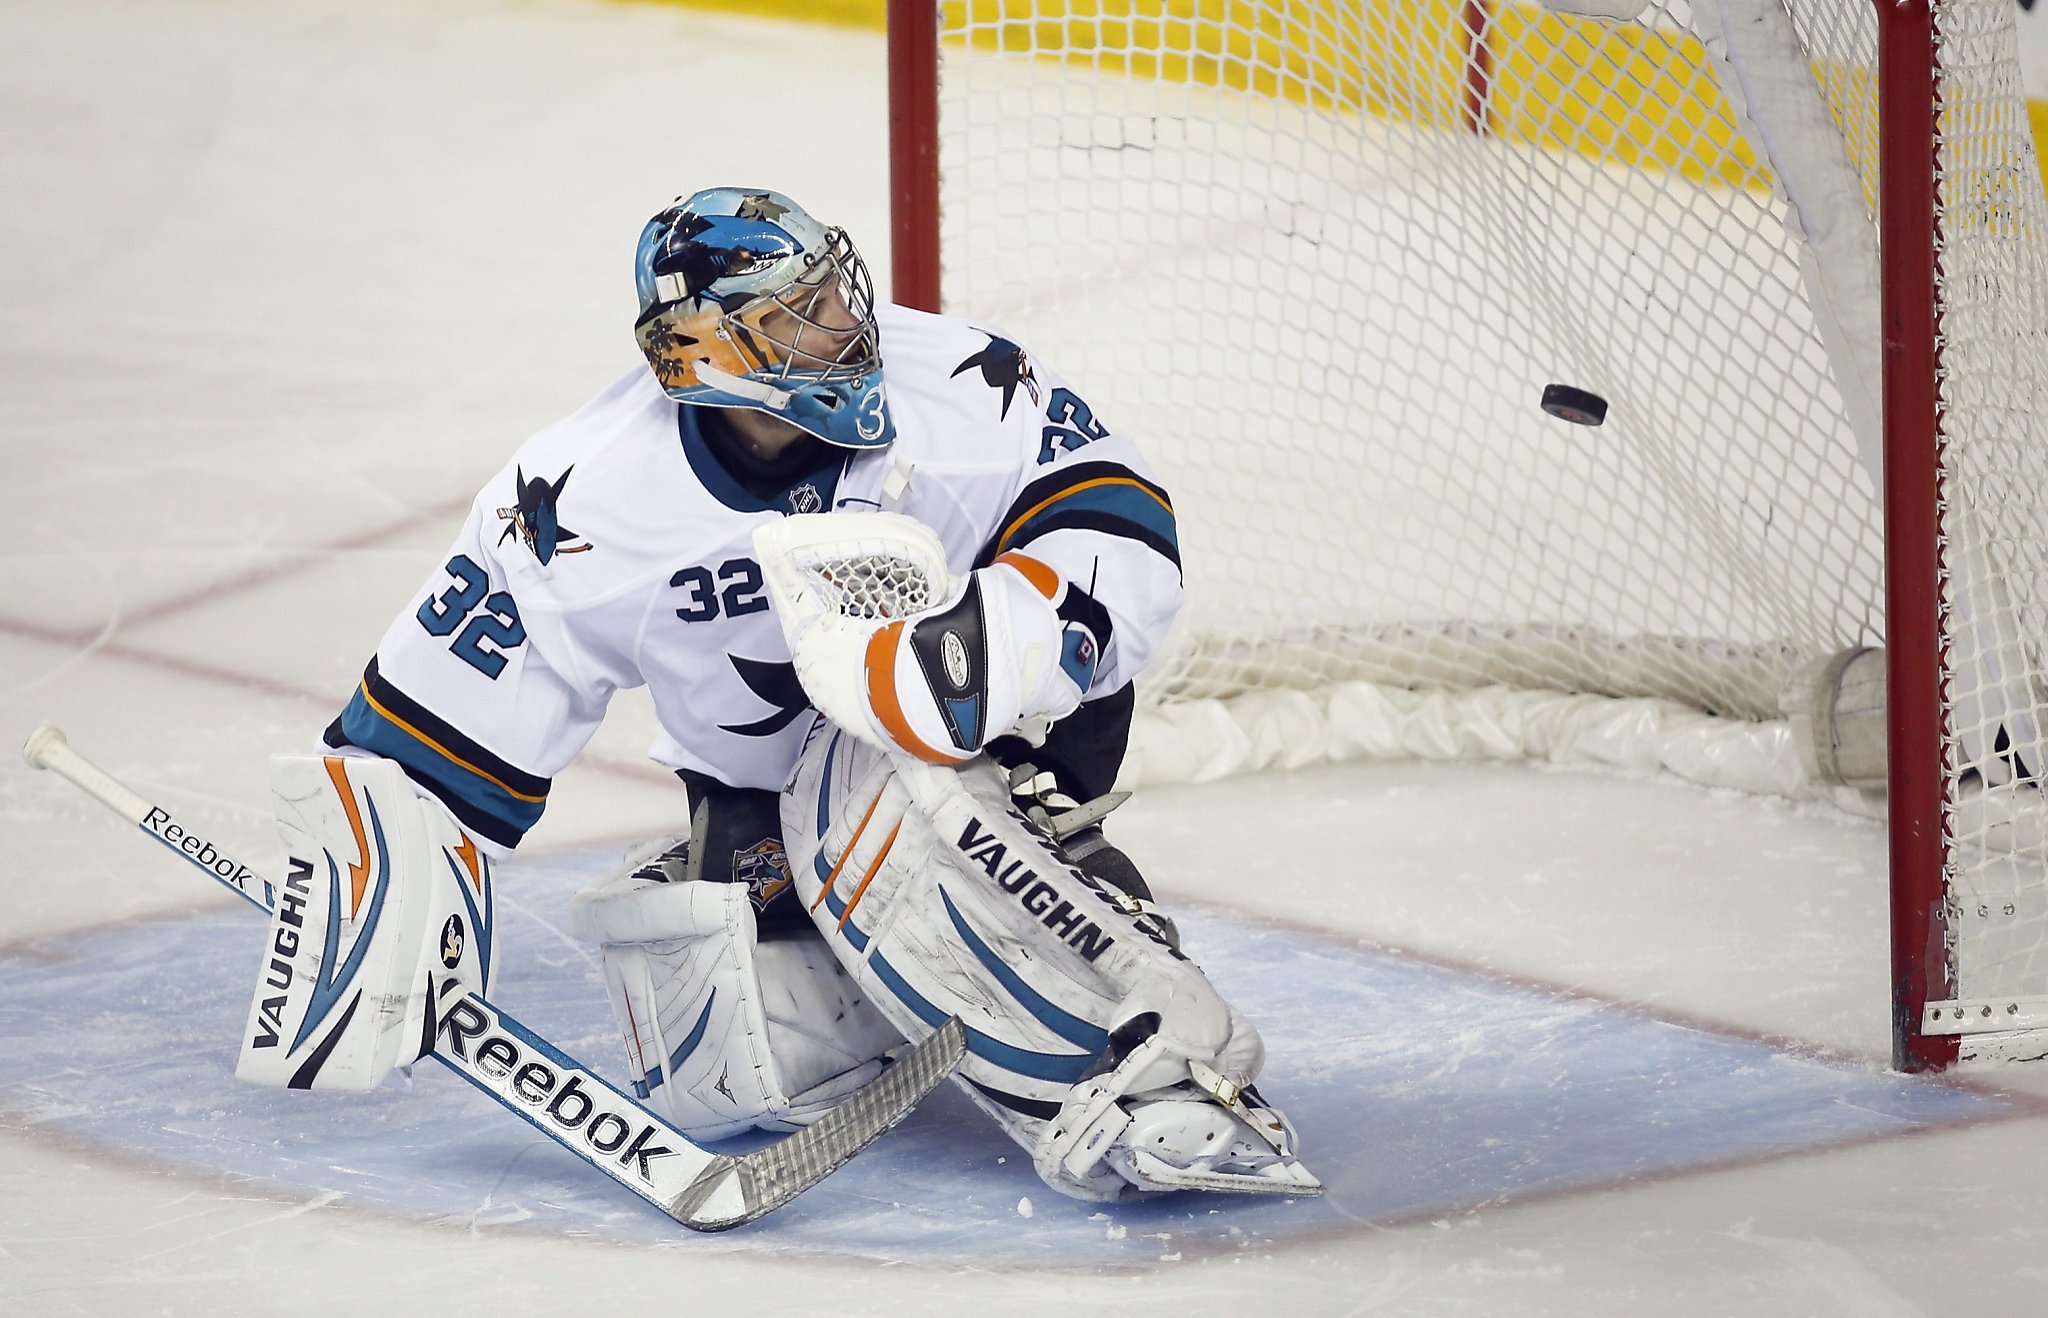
[1007,482,1179,555]
[332,686,544,849]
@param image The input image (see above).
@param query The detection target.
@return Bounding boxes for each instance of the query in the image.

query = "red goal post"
[889,0,2048,1074]
[1875,0,1948,1073]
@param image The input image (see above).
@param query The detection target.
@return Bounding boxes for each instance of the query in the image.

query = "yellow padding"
[621,0,2048,202]
[2033,100,2048,199]
[1485,7,1764,188]
[613,0,886,30]
[947,0,1466,119]
[944,1,1766,186]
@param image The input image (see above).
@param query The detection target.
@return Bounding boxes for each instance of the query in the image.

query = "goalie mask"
[633,187,895,449]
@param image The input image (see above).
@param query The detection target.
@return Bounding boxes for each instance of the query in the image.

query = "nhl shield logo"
[787,482,823,515]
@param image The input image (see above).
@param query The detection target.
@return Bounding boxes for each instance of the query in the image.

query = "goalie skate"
[1045,1049,1321,1197]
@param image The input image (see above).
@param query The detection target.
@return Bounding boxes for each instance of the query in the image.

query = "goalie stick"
[20,725,965,1232]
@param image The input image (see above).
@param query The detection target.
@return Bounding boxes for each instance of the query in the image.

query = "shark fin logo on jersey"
[496,465,593,565]
[787,482,823,515]
[952,333,1041,419]
[717,656,811,738]
[732,837,794,909]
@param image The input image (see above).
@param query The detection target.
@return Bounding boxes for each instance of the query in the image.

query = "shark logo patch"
[733,838,794,909]
[952,332,1041,419]
[496,465,593,565]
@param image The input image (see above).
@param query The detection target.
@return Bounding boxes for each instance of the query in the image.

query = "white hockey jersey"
[326,305,1183,851]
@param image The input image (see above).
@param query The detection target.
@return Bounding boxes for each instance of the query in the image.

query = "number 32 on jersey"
[416,555,526,678]
[1040,387,1110,464]
[671,557,768,623]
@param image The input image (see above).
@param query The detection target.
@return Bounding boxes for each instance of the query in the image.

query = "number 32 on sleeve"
[416,555,526,678]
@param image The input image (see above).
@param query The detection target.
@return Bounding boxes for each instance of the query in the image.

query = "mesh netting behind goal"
[936,0,1892,720]
[914,0,2048,1064]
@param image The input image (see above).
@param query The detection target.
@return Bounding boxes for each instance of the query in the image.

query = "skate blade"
[1115,1147,1325,1197]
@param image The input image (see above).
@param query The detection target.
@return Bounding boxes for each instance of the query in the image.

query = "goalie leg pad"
[783,725,1319,1200]
[571,842,903,1141]
[238,754,498,1091]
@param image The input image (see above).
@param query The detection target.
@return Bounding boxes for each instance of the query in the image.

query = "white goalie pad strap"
[754,511,1084,764]
[783,726,1277,1199]
[238,754,497,1091]
[570,858,903,1140]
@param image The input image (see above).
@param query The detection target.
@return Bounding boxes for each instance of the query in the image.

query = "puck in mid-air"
[1540,383,1608,426]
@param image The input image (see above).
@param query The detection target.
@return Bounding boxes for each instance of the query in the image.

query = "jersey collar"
[676,403,845,516]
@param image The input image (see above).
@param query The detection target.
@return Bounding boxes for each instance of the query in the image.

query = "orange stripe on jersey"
[356,679,548,805]
[864,621,969,765]
[838,820,902,930]
[994,551,1061,600]
[994,476,1175,555]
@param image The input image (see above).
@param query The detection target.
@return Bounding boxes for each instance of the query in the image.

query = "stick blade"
[666,1016,967,1230]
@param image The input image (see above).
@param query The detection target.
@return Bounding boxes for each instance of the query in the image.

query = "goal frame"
[886,0,1957,1072]
[1874,0,1952,1075]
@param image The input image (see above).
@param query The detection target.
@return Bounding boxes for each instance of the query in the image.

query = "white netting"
[939,0,1882,721]
[1932,0,2048,1024]
[808,551,944,619]
[929,0,2048,1042]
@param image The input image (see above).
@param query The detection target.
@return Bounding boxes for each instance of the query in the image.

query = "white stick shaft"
[23,724,272,911]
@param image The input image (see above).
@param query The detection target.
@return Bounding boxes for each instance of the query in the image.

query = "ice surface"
[7,0,2048,1314]
[0,849,2002,1266]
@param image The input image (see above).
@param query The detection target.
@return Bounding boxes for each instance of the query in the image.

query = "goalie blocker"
[238,754,497,1090]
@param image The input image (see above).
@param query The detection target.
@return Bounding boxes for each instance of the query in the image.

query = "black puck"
[1540,383,1608,426]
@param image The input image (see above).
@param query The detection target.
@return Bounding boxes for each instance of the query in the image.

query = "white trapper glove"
[754,512,1101,763]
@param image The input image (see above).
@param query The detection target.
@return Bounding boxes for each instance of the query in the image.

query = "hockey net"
[892,0,2048,1069]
